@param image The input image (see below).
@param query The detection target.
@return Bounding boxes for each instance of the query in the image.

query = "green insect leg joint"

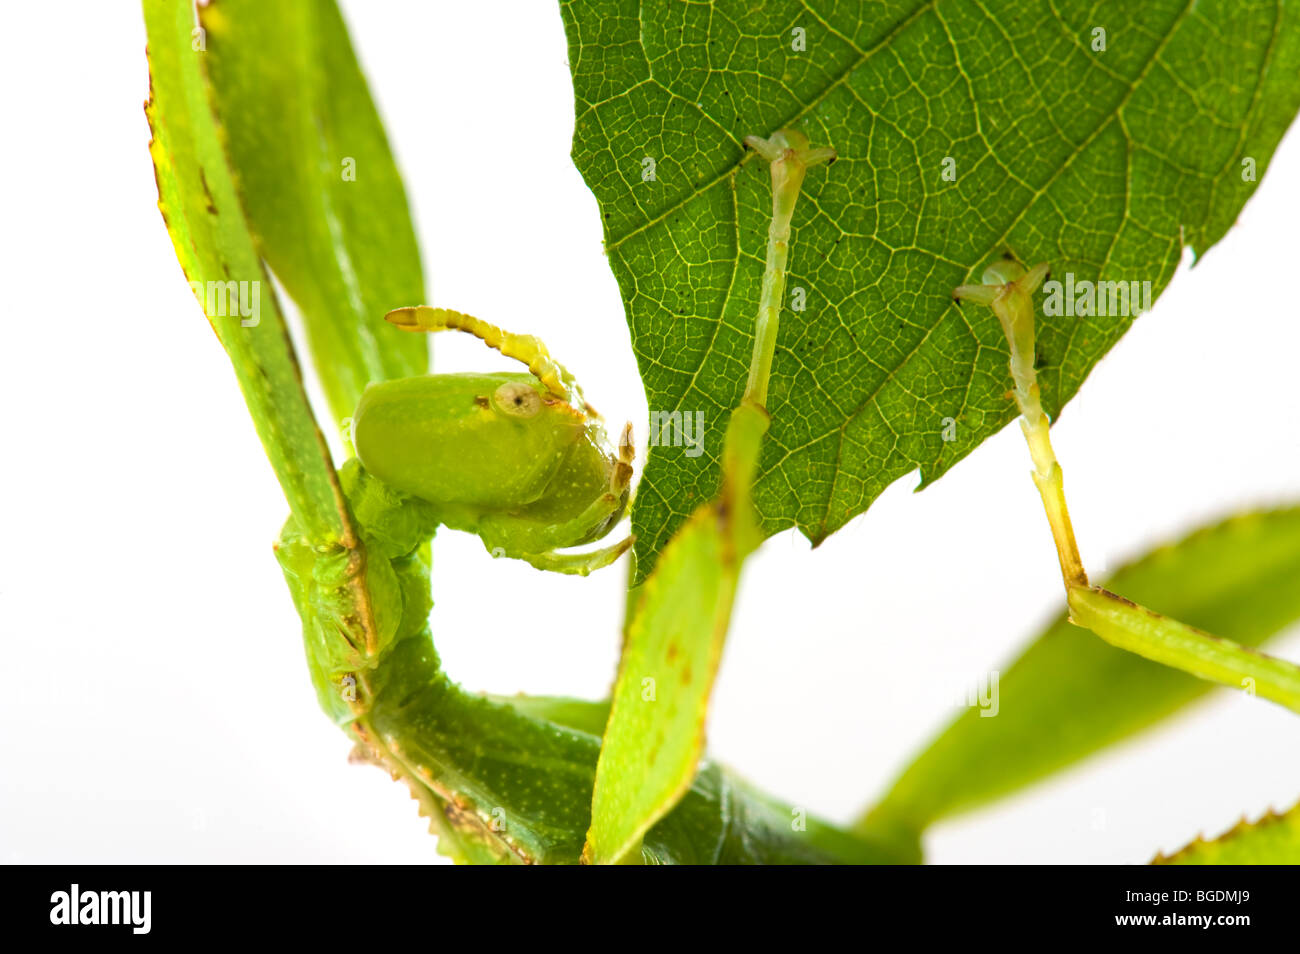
[954,260,1300,714]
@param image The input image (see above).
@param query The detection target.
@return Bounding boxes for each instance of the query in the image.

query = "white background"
[2,1,1298,865]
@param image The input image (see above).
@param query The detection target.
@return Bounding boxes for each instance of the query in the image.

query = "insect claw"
[743,134,782,162]
[514,535,634,575]
[745,130,835,168]
[613,462,634,493]
[1020,262,1051,296]
[953,283,999,306]
[618,421,635,464]
[802,146,838,167]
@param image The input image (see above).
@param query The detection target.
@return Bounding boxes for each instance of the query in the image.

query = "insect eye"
[493,381,541,418]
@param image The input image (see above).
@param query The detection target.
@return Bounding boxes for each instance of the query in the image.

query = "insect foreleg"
[741,130,835,409]
[954,259,1083,590]
[954,259,1300,716]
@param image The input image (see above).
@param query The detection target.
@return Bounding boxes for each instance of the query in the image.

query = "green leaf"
[861,507,1300,845]
[1153,802,1300,864]
[144,0,343,544]
[199,0,428,426]
[586,402,768,864]
[560,0,1300,578]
